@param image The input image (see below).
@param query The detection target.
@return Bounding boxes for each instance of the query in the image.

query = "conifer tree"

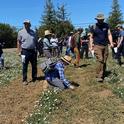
[107,0,123,29]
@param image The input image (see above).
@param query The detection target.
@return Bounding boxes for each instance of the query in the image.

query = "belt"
[22,48,35,52]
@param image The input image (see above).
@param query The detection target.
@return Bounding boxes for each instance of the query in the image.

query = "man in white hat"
[89,13,114,82]
[17,19,38,85]
[44,55,75,89]
[43,30,53,58]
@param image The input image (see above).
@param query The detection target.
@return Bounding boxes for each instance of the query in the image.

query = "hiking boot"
[68,85,75,89]
[31,77,37,83]
[96,78,103,82]
[22,81,28,85]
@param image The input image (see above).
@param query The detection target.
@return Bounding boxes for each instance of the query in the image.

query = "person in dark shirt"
[89,13,114,82]
[111,28,119,59]
[116,24,124,66]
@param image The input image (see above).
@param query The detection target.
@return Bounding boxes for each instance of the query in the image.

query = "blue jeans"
[21,49,37,82]
[65,47,71,55]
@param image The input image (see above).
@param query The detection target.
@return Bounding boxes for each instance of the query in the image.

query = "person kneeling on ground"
[45,55,75,90]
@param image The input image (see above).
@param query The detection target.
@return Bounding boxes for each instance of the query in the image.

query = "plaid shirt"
[45,61,70,87]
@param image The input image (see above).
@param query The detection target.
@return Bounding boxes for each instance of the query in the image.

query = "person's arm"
[108,29,114,48]
[17,40,21,55]
[56,63,70,87]
[117,33,123,48]
[89,33,94,51]
[17,33,22,55]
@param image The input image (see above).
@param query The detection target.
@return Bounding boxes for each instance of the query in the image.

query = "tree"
[40,0,56,32]
[56,4,68,21]
[55,4,74,37]
[0,23,17,48]
[38,0,74,38]
[107,0,123,30]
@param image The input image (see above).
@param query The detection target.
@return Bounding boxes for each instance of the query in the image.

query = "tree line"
[0,0,123,48]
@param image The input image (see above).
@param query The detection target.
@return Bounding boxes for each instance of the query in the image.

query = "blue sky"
[0,0,124,29]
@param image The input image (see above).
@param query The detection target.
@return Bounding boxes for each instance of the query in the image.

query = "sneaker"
[68,85,75,89]
[96,78,103,82]
[22,81,28,85]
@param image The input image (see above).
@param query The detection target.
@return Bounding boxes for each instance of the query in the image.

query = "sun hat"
[61,55,72,64]
[116,24,122,28]
[23,19,30,24]
[95,13,105,20]
[44,30,52,36]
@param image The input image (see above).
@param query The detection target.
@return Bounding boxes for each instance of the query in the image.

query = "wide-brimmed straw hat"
[95,13,105,20]
[61,55,72,64]
[44,30,52,36]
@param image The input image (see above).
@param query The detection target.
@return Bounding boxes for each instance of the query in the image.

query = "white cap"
[23,19,30,24]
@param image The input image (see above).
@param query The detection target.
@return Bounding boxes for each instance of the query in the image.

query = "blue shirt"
[119,30,124,44]
[119,30,124,37]
[43,38,53,50]
[45,61,70,87]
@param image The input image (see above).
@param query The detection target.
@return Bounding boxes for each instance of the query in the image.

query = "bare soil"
[0,48,48,124]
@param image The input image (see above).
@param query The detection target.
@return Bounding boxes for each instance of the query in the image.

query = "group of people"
[37,31,64,58]
[16,13,124,89]
[17,19,75,89]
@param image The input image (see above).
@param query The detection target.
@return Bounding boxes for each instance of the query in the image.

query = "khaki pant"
[94,45,108,79]
[73,47,80,67]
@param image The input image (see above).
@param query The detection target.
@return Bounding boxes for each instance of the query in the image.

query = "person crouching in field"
[44,55,75,90]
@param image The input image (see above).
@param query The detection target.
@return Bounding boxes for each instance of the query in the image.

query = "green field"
[1,49,124,124]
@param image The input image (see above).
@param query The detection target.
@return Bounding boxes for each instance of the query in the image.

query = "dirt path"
[0,68,48,124]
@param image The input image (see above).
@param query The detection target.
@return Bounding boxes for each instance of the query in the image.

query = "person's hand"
[89,47,93,52]
[110,43,114,48]
[18,52,21,56]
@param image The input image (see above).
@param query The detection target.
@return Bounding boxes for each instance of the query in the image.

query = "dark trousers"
[116,44,124,65]
[111,48,116,59]
[21,49,37,82]
[80,44,89,59]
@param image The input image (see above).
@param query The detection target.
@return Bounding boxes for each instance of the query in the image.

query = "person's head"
[44,30,52,38]
[95,13,105,24]
[116,24,123,30]
[51,33,56,38]
[77,28,83,34]
[69,31,73,36]
[23,19,31,30]
[61,55,72,65]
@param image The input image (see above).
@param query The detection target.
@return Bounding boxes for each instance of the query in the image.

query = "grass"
[25,56,124,124]
[1,49,124,124]
[25,88,61,124]
[0,52,22,86]
[25,54,124,124]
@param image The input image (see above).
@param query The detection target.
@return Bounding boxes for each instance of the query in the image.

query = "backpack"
[40,57,59,73]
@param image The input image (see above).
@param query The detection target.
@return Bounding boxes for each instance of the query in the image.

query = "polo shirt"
[91,22,109,46]
[17,28,37,50]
